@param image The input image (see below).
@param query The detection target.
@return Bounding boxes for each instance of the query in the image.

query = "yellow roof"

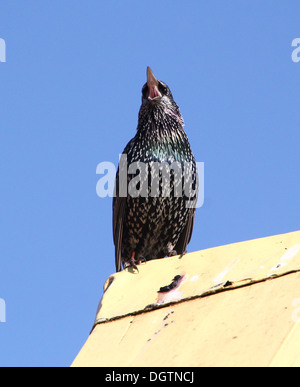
[72,230,300,367]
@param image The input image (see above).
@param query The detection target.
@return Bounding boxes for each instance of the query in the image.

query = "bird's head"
[140,67,184,126]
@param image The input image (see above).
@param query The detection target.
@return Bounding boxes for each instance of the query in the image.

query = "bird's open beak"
[147,67,162,100]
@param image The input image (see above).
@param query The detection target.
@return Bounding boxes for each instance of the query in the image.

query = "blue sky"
[0,1,300,366]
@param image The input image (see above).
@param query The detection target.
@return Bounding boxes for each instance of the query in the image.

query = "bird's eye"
[158,82,168,95]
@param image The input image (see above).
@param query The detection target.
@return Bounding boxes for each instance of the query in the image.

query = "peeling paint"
[157,276,185,305]
[157,275,184,293]
[212,258,240,284]
[269,244,300,273]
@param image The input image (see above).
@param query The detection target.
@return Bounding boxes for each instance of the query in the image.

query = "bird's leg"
[129,251,138,271]
[124,252,147,272]
[163,246,178,257]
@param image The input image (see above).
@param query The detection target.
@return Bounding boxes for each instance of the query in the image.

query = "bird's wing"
[112,141,134,272]
[113,195,126,272]
[174,209,195,255]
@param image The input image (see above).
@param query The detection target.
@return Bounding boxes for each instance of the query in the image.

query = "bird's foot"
[124,252,146,272]
[163,247,178,257]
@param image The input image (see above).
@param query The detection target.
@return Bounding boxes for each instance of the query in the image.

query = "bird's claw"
[124,253,146,272]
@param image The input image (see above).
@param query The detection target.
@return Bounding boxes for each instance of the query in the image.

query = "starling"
[113,67,198,272]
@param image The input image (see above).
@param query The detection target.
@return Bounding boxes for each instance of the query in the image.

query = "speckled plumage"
[113,67,198,272]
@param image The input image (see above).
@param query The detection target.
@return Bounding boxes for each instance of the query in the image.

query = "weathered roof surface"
[72,230,300,367]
